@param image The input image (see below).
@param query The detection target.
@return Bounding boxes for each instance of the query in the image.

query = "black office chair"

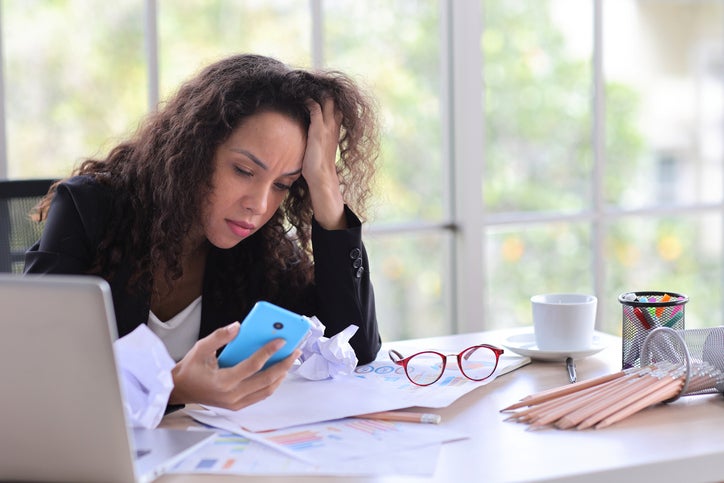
[0,178,55,273]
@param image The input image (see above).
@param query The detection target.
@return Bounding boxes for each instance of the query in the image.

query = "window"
[2,0,147,178]
[1,0,722,340]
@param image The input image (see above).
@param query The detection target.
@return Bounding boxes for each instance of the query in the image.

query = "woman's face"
[202,110,306,249]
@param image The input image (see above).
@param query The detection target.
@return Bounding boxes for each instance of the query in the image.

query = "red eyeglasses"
[388,344,504,386]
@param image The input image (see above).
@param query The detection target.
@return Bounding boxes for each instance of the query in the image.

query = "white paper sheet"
[206,373,393,431]
[351,353,530,408]
[205,352,529,432]
[185,408,467,464]
[171,429,447,476]
[113,324,175,428]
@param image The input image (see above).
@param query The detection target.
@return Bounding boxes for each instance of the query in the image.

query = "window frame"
[0,0,721,336]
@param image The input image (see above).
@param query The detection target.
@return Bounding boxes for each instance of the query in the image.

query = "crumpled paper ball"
[113,324,175,428]
[293,316,359,380]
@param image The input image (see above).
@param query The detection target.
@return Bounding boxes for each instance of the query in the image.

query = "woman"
[25,53,381,411]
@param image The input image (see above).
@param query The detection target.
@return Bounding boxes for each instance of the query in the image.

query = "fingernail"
[226,321,239,331]
[273,339,287,350]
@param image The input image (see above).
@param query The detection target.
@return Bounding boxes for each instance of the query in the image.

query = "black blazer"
[24,176,381,364]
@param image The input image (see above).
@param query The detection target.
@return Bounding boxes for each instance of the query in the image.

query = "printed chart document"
[171,429,445,476]
[173,410,467,477]
[175,350,526,477]
[202,352,529,432]
[186,408,467,462]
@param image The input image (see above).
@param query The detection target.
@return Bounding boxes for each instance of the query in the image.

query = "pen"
[565,357,576,383]
[664,311,684,328]
[354,410,442,425]
[633,307,653,330]
[656,293,671,317]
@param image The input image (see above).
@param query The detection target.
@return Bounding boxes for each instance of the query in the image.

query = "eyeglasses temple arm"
[388,349,404,363]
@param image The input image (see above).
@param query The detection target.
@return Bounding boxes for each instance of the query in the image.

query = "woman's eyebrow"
[231,148,302,177]
[231,148,268,170]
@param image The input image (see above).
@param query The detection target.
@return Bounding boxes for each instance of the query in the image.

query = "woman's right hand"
[167,321,299,410]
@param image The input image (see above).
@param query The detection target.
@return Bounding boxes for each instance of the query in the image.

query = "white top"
[147,296,202,362]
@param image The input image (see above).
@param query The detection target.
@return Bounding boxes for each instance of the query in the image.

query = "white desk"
[159,329,724,483]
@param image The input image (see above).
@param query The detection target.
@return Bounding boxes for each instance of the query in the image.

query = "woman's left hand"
[302,97,347,230]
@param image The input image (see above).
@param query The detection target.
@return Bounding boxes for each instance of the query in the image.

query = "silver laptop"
[0,274,216,483]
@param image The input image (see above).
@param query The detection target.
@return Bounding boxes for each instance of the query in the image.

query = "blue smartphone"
[217,301,311,369]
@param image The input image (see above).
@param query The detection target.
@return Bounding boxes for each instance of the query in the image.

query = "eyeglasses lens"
[460,346,497,380]
[406,352,445,385]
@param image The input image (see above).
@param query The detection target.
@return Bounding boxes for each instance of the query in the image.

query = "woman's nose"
[242,186,269,214]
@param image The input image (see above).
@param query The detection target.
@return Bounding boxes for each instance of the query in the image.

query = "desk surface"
[159,329,724,483]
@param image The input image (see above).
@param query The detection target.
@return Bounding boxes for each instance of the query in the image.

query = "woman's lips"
[226,219,255,238]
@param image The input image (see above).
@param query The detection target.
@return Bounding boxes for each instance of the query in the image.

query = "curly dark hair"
[35,53,379,306]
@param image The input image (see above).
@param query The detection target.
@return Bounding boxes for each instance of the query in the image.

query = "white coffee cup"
[531,293,597,351]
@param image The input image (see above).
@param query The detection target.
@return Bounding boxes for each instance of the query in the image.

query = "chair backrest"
[0,178,55,273]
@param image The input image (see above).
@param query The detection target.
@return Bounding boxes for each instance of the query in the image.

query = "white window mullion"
[310,0,324,68]
[592,0,606,328]
[448,0,485,333]
[144,0,159,111]
[438,0,455,333]
[0,2,7,178]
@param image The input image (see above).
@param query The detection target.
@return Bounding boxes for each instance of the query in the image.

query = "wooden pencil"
[594,378,684,429]
[505,381,611,422]
[528,374,642,429]
[526,388,613,429]
[507,370,644,426]
[576,375,676,430]
[500,362,713,430]
[500,370,627,412]
[554,374,651,429]
[354,410,442,424]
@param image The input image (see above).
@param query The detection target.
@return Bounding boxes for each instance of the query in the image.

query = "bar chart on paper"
[265,429,325,451]
[171,419,465,476]
[197,434,250,470]
[260,417,464,461]
[171,432,314,474]
[171,427,447,477]
[265,418,405,452]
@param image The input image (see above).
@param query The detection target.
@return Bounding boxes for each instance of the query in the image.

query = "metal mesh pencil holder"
[640,326,724,401]
[619,291,688,369]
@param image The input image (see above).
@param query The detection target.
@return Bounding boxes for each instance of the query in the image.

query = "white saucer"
[502,331,606,361]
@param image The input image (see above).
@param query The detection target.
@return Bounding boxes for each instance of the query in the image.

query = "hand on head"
[168,321,300,411]
[302,97,346,230]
